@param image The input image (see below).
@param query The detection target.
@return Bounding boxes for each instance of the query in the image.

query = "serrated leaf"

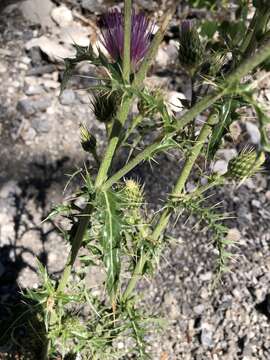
[100,191,122,303]
[208,99,241,159]
[60,44,96,94]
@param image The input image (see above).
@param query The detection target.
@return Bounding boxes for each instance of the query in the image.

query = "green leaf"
[255,106,270,152]
[219,20,247,48]
[61,44,95,94]
[200,20,219,39]
[208,99,241,159]
[99,190,122,303]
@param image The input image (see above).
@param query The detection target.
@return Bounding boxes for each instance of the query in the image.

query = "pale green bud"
[226,149,265,181]
[80,124,97,152]
[124,179,144,209]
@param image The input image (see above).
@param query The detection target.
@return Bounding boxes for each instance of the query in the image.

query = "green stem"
[122,113,218,301]
[95,9,174,189]
[133,8,175,88]
[103,37,270,191]
[56,4,174,296]
[57,203,93,293]
[123,0,132,83]
[240,7,270,59]
[122,114,144,143]
[102,138,162,190]
[239,8,260,57]
[95,97,132,188]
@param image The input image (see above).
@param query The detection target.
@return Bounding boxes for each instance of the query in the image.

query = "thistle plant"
[3,1,270,359]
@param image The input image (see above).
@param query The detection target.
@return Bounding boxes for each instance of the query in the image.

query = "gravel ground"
[0,1,270,359]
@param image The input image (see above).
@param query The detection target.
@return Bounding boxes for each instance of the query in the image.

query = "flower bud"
[80,124,97,152]
[123,179,144,209]
[91,90,120,123]
[226,149,265,181]
[178,20,204,75]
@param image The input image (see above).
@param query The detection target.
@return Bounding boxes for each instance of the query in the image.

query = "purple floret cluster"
[99,8,153,69]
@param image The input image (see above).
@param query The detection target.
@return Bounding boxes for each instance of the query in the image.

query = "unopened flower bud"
[91,90,120,123]
[178,20,204,75]
[80,124,97,152]
[124,179,144,209]
[226,149,265,181]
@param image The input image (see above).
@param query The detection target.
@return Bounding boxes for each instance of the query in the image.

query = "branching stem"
[56,4,174,297]
[122,113,218,301]
[95,8,175,189]
[103,37,270,191]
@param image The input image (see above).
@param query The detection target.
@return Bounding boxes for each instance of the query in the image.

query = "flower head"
[99,8,153,69]
[91,90,120,123]
[178,19,204,74]
[226,148,265,181]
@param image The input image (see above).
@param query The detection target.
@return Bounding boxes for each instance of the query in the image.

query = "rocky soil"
[0,1,270,359]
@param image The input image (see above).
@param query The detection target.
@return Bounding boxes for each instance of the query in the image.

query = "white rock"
[201,323,214,348]
[24,84,44,96]
[200,272,212,282]
[216,149,237,162]
[0,181,21,198]
[157,41,178,68]
[51,5,73,27]
[42,79,60,90]
[19,0,54,28]
[265,190,270,201]
[58,25,89,47]
[194,304,205,315]
[226,228,241,243]
[212,159,228,175]
[81,0,104,12]
[246,122,261,144]
[60,89,76,105]
[156,47,171,67]
[251,199,260,208]
[25,36,75,63]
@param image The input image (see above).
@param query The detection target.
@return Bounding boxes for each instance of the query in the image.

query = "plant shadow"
[0,156,74,359]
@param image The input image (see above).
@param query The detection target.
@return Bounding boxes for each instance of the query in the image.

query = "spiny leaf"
[208,98,243,159]
[99,190,122,304]
[255,105,270,152]
[61,44,95,94]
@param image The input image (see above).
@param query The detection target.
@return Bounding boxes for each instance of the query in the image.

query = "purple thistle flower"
[99,8,153,69]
